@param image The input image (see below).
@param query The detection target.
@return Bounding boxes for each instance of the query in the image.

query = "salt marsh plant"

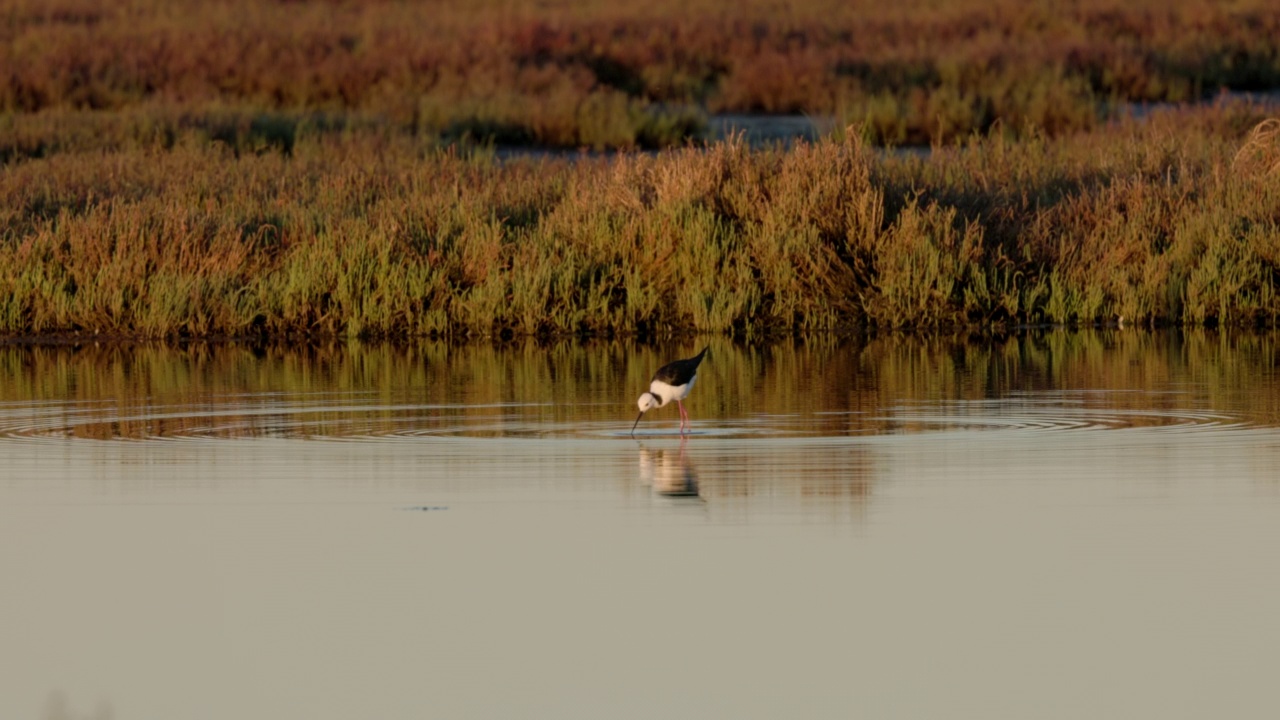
[2,102,1278,338]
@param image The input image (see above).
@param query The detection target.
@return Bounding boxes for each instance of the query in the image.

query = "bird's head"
[636,392,662,413]
[631,392,662,435]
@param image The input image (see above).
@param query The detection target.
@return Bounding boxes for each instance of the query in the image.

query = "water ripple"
[0,391,1270,443]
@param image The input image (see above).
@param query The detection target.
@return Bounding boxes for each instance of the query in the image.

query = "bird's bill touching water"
[632,391,662,435]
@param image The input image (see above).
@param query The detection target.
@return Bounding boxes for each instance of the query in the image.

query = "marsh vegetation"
[2,0,1279,339]
[5,0,1280,147]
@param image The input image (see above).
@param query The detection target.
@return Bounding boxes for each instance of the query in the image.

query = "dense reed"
[3,0,1279,147]
[2,100,1277,338]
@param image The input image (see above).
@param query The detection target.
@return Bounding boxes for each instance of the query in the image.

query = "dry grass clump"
[1233,118,1280,178]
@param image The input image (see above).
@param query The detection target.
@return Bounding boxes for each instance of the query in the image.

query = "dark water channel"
[2,330,1279,719]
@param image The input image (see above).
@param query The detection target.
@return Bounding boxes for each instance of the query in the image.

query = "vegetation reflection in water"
[1,329,1278,441]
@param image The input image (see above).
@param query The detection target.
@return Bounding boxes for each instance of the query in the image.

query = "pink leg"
[677,401,689,433]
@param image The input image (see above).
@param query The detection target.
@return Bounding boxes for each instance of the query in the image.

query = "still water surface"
[3,330,1279,720]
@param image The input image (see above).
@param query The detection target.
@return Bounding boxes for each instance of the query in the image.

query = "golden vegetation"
[1234,118,1280,177]
[1,104,1278,338]
[3,0,1279,338]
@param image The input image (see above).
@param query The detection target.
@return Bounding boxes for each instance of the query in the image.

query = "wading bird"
[631,347,709,436]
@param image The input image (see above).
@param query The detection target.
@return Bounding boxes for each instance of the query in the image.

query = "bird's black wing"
[652,347,709,386]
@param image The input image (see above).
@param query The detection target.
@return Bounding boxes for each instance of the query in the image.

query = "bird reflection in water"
[636,440,700,498]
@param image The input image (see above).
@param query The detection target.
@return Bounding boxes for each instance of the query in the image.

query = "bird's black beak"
[631,411,645,436]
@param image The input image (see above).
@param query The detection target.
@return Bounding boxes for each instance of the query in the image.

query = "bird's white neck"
[645,391,668,408]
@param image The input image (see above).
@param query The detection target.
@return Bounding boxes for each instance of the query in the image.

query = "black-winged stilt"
[631,347,709,436]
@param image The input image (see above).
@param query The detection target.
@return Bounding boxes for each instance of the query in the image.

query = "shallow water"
[3,330,1280,720]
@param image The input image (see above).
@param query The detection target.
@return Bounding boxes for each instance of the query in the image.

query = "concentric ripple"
[0,389,1268,443]
[0,394,563,441]
[878,393,1246,433]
